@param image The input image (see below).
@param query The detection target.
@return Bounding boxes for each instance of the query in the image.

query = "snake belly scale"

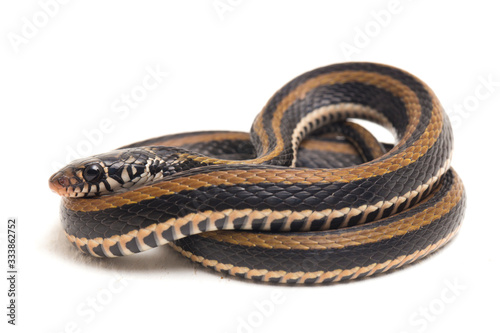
[49,62,466,284]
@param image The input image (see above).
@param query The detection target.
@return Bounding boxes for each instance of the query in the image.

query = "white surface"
[1,1,498,332]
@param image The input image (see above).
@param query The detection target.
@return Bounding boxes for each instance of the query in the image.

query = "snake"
[49,62,466,284]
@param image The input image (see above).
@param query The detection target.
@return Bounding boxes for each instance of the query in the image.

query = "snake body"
[49,62,466,284]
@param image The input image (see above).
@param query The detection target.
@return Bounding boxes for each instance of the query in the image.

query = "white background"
[1,1,499,332]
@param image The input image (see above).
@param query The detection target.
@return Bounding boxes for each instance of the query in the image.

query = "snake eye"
[83,164,104,183]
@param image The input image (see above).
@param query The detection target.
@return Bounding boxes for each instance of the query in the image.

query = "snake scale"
[49,62,466,284]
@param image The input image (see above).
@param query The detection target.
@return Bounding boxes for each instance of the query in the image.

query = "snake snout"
[49,170,77,197]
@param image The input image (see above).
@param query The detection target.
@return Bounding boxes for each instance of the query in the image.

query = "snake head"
[49,147,209,198]
[49,148,152,198]
[49,152,124,198]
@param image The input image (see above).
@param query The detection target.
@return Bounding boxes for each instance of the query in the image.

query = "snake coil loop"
[49,62,465,284]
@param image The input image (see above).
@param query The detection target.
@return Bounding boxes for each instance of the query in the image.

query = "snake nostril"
[58,177,70,187]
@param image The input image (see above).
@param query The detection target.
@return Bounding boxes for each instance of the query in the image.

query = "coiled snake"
[49,62,466,284]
